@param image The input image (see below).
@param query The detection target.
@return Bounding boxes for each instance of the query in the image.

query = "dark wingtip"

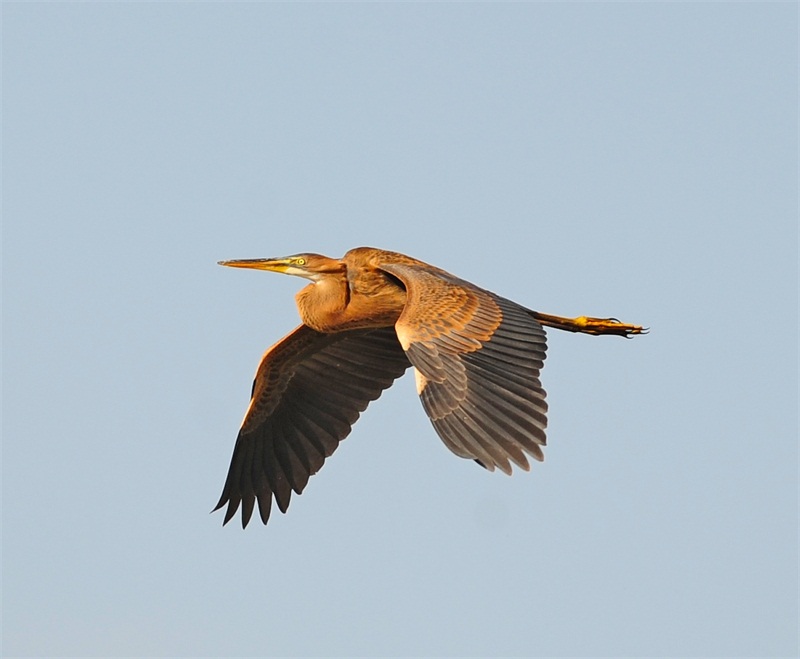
[224,499,240,526]
[210,505,232,527]
[241,496,255,528]
[211,496,226,514]
[211,495,242,526]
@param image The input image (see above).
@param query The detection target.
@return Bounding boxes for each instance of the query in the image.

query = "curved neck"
[295,278,349,332]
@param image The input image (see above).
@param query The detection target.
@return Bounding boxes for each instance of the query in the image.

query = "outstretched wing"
[214,325,411,527]
[379,262,548,474]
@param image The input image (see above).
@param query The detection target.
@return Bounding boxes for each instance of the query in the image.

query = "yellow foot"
[572,316,648,337]
[532,312,648,337]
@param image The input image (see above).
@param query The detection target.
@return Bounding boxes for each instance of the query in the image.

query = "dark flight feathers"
[213,326,410,527]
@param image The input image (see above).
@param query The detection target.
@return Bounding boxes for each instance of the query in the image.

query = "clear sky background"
[3,3,797,658]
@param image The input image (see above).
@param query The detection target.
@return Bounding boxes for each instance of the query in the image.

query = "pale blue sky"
[3,3,797,657]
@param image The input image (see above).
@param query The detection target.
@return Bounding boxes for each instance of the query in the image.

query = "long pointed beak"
[217,258,291,273]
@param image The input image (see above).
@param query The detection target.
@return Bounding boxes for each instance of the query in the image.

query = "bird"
[213,247,646,527]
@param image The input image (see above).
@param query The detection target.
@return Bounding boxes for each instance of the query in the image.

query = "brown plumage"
[214,247,646,527]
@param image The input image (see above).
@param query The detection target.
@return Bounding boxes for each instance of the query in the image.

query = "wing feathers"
[214,325,410,527]
[434,412,504,471]
[380,261,549,473]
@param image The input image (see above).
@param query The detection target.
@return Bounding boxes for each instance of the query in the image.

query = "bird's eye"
[295,258,306,266]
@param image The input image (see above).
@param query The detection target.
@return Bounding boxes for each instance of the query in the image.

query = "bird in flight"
[214,247,645,527]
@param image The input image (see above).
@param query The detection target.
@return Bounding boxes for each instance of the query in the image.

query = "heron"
[214,247,646,527]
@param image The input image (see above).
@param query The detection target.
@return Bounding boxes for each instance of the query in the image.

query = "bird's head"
[218,253,345,282]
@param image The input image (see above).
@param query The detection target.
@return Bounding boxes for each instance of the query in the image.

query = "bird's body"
[215,247,645,527]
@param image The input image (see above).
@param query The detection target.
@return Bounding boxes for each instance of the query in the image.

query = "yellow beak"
[217,258,291,273]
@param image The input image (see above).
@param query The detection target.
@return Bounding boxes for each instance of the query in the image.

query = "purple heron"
[214,247,645,527]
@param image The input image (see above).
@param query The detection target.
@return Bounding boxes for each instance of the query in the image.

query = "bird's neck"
[295,278,349,332]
